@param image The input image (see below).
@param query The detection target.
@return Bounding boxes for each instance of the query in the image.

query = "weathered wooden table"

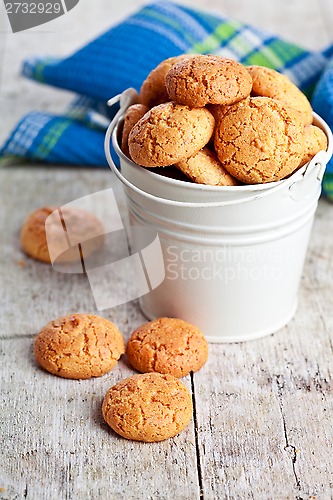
[1,1,333,499]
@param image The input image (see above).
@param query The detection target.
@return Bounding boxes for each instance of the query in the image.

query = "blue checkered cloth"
[1,1,333,198]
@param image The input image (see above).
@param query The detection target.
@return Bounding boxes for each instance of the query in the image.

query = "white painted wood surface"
[1,1,333,499]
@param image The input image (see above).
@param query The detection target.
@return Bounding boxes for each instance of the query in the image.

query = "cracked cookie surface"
[299,125,328,167]
[20,206,104,264]
[139,55,194,108]
[128,102,215,167]
[165,55,252,107]
[214,97,304,184]
[175,147,239,186]
[247,65,313,125]
[34,314,125,379]
[121,104,149,158]
[126,317,208,378]
[102,372,193,442]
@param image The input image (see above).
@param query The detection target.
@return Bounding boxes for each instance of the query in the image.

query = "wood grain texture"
[1,0,332,144]
[320,0,333,39]
[0,338,199,500]
[0,167,134,338]
[193,199,333,499]
[1,168,332,500]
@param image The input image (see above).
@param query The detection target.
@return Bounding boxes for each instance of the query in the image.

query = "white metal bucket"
[105,90,333,342]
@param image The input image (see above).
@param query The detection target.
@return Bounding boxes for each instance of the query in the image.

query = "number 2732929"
[5,3,62,14]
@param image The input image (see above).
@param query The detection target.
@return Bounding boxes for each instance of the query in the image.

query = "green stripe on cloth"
[188,21,240,54]
[33,57,58,83]
[34,61,46,83]
[268,39,305,65]
[35,120,72,159]
[323,175,333,201]
[243,44,284,68]
[142,8,197,46]
[227,33,255,58]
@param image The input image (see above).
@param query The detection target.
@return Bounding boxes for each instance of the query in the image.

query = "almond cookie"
[247,65,313,125]
[208,97,250,125]
[20,206,104,264]
[139,55,195,108]
[175,147,239,186]
[121,104,149,157]
[126,317,208,378]
[128,102,215,167]
[102,372,193,442]
[299,125,328,167]
[214,97,304,184]
[165,55,252,108]
[34,314,125,379]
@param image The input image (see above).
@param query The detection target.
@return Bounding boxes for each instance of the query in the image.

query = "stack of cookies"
[34,312,208,443]
[121,55,328,185]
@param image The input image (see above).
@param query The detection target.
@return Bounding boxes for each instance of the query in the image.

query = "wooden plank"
[320,0,333,41]
[1,1,333,499]
[193,199,333,499]
[0,1,140,145]
[172,0,331,49]
[221,0,331,50]
[0,167,200,498]
[0,338,200,500]
[0,167,138,338]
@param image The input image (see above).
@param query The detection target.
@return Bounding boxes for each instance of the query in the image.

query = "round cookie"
[126,317,208,378]
[247,65,313,125]
[34,314,125,379]
[175,147,239,186]
[102,372,193,442]
[20,206,104,264]
[214,97,304,184]
[208,97,250,125]
[121,104,149,158]
[299,125,328,167]
[139,55,195,108]
[165,55,252,107]
[128,102,215,167]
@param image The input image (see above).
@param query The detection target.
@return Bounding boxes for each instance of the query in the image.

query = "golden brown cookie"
[165,55,252,107]
[126,317,208,378]
[208,98,250,125]
[139,55,195,108]
[121,104,149,158]
[34,314,125,379]
[214,97,304,184]
[102,372,193,442]
[247,65,313,125]
[299,125,328,167]
[128,102,215,167]
[20,206,104,264]
[175,147,239,186]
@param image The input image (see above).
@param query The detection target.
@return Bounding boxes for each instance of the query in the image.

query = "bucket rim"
[105,98,333,207]
[113,112,331,193]
[109,89,333,194]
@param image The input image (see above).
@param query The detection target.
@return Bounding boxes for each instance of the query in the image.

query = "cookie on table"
[102,372,193,442]
[247,65,313,125]
[175,147,239,186]
[128,102,215,167]
[20,206,104,264]
[214,97,304,184]
[139,54,195,108]
[34,314,125,379]
[126,317,208,378]
[165,55,252,107]
[299,125,328,167]
[121,104,149,158]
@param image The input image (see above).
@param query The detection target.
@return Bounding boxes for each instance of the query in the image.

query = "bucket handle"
[105,93,328,208]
